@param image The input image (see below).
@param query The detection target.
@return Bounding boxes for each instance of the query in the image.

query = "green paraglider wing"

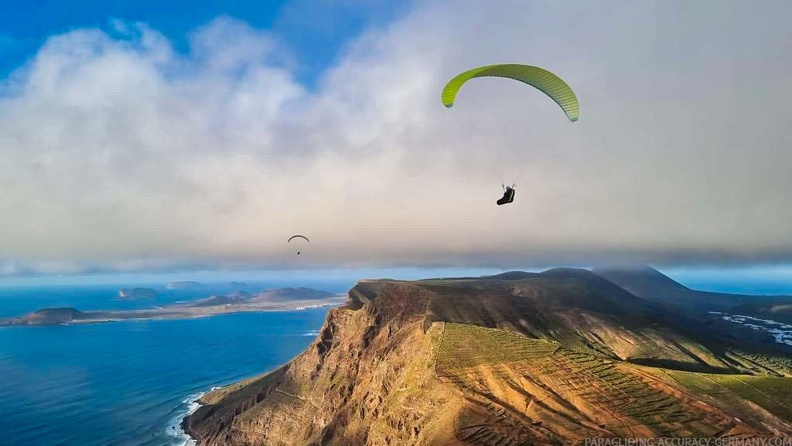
[441,64,579,122]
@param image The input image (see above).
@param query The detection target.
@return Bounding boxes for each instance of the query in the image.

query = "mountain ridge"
[184,268,792,445]
[594,266,792,321]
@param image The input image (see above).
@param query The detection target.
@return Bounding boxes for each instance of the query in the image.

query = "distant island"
[118,287,159,300]
[0,288,345,326]
[192,291,253,307]
[166,281,206,290]
[229,281,249,288]
[257,287,336,301]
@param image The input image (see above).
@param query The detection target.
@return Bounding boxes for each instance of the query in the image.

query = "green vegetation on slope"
[663,370,792,423]
[435,323,725,438]
[436,322,560,369]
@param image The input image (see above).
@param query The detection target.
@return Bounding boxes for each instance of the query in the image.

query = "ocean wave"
[165,391,206,446]
[294,303,335,311]
[302,330,321,337]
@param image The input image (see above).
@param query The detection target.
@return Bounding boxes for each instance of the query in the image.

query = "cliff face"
[185,281,457,445]
[184,270,792,446]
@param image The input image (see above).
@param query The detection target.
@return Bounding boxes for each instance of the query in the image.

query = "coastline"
[176,367,288,445]
[169,391,208,446]
[0,296,337,446]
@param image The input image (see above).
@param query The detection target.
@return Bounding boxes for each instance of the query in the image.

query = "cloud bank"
[1,0,792,275]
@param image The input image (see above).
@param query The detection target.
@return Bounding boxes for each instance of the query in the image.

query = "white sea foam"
[295,303,336,311]
[165,391,206,446]
[303,330,321,337]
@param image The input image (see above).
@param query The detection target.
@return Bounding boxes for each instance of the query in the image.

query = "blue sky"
[0,0,411,85]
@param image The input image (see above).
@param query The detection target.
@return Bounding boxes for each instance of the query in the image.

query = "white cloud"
[1,1,792,275]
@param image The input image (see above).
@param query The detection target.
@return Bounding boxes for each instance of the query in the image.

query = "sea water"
[0,283,343,446]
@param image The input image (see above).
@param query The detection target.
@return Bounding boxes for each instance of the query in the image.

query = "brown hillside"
[184,270,792,445]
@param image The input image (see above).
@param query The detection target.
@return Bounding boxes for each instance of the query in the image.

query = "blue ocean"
[0,280,350,446]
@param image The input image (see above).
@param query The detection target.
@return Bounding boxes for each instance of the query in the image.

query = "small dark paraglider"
[497,184,516,206]
[287,235,310,255]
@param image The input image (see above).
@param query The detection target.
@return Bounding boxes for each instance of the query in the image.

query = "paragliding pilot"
[287,235,310,255]
[497,184,515,206]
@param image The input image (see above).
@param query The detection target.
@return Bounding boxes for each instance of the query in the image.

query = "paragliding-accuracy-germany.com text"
[583,438,792,446]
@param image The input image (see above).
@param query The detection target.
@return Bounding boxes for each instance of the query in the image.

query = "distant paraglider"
[441,64,579,122]
[287,235,310,255]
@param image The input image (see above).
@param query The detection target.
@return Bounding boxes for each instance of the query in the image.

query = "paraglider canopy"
[287,235,309,255]
[287,235,310,243]
[442,64,579,122]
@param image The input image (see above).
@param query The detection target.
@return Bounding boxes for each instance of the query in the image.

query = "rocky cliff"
[184,269,792,445]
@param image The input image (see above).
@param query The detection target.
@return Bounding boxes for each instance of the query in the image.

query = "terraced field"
[662,370,792,424]
[436,322,560,369]
[727,350,792,377]
[434,323,757,442]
